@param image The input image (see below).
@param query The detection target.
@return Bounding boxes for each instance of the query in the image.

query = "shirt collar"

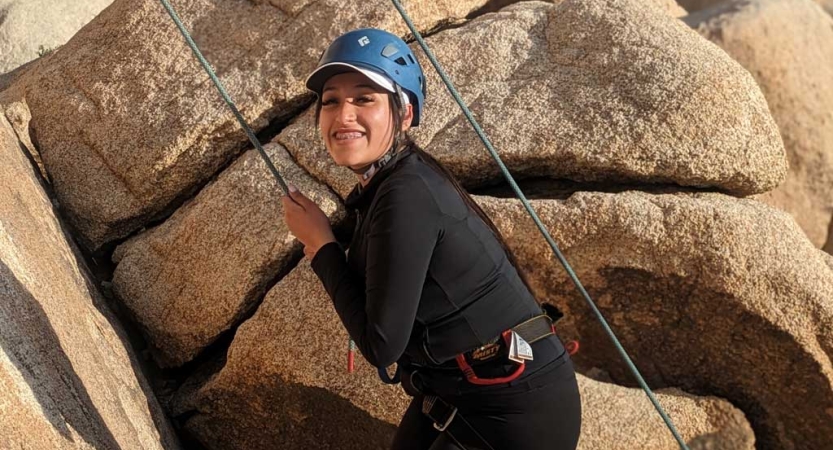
[345,145,414,212]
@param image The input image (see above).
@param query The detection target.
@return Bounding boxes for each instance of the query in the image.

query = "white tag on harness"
[507,331,534,363]
[514,332,534,361]
[508,331,520,363]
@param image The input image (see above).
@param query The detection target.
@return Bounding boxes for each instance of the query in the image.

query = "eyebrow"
[322,84,380,93]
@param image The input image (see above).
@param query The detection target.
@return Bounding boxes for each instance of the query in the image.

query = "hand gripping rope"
[158,0,690,448]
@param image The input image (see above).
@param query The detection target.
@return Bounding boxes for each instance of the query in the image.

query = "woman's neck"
[355,143,406,187]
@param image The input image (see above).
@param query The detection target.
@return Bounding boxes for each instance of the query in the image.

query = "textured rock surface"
[818,0,833,15]
[0,113,179,449]
[680,0,833,15]
[0,0,487,251]
[469,0,686,19]
[479,191,833,450]
[676,0,726,12]
[578,376,754,449]
[687,0,833,249]
[112,143,344,368]
[173,260,754,450]
[650,0,689,16]
[279,0,785,200]
[171,260,409,450]
[0,0,113,73]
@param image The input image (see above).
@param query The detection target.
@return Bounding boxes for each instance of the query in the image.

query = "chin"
[329,148,368,169]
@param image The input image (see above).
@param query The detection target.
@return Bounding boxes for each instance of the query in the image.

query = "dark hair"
[314,89,535,293]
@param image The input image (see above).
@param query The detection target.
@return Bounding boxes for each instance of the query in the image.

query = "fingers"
[288,185,310,204]
[282,184,306,210]
[286,184,323,212]
[281,194,304,211]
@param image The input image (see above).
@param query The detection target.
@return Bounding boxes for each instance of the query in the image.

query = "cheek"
[318,114,335,143]
[364,109,394,141]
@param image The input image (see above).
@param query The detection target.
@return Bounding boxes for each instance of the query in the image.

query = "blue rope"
[389,1,690,448]
[157,0,289,196]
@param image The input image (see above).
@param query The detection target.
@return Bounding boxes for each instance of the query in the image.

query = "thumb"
[287,184,308,205]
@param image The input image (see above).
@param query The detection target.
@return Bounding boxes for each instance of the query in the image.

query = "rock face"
[479,191,833,450]
[2,0,820,448]
[687,0,833,249]
[279,0,785,200]
[112,143,345,368]
[475,0,686,19]
[0,0,488,252]
[577,376,755,450]
[680,0,833,16]
[676,0,726,12]
[0,0,114,73]
[650,0,689,16]
[172,260,409,450]
[0,112,179,448]
[173,260,754,450]
[818,0,833,15]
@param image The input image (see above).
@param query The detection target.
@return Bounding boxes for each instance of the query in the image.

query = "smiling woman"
[281,28,582,450]
[318,72,412,178]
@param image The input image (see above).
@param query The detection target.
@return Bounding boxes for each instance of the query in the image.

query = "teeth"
[335,132,363,140]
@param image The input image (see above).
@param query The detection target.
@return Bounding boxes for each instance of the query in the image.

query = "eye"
[356,95,374,104]
[321,97,338,106]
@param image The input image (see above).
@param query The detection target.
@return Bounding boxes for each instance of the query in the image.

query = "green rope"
[157,0,289,196]
[389,1,691,448]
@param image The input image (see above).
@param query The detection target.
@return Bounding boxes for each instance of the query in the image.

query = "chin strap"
[350,144,398,181]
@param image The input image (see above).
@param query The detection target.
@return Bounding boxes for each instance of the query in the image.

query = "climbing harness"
[157,0,690,448]
[404,306,578,449]
[388,1,690,449]
[423,395,495,450]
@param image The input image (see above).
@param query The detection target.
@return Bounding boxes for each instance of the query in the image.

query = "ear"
[401,103,414,131]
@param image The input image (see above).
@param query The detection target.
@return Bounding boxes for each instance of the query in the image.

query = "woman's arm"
[312,174,440,368]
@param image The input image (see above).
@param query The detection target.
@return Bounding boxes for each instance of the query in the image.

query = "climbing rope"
[158,0,689,447]
[389,1,690,448]
[158,0,290,196]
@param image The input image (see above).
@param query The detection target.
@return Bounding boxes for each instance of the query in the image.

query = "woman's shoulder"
[379,153,467,217]
[382,153,449,195]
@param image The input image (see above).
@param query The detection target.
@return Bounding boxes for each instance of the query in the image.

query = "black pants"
[391,354,582,450]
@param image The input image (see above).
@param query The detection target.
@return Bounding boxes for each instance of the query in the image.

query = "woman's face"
[318,71,412,170]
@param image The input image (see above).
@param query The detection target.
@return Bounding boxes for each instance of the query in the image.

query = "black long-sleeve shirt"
[311,147,544,369]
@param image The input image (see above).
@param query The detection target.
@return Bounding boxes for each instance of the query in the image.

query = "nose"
[336,100,358,125]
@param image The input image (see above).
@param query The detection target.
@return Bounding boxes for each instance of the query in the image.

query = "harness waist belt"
[455,314,555,386]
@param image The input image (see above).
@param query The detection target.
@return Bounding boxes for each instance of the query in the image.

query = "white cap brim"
[305,62,410,105]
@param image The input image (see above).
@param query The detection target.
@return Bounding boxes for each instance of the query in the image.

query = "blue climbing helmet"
[305,28,426,126]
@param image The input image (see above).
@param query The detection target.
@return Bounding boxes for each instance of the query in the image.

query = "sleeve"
[311,175,440,368]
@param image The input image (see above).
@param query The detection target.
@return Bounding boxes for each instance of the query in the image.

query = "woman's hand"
[281,185,336,259]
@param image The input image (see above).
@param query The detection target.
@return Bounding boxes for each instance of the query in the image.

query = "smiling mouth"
[334,132,365,140]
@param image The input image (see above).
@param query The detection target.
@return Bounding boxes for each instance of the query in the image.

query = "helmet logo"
[358,36,370,47]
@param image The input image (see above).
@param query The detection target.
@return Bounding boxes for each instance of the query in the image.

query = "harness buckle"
[422,396,458,432]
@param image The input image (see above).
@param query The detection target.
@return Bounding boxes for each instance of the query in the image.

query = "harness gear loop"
[566,340,580,356]
[378,364,402,384]
[455,331,526,386]
[453,312,556,386]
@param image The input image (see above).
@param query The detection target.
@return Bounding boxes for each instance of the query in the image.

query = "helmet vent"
[381,44,399,58]
[407,54,415,64]
[394,56,407,66]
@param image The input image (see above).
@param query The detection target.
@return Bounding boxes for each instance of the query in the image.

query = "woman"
[282,28,582,450]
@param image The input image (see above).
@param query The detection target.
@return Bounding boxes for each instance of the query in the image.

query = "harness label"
[471,342,501,362]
